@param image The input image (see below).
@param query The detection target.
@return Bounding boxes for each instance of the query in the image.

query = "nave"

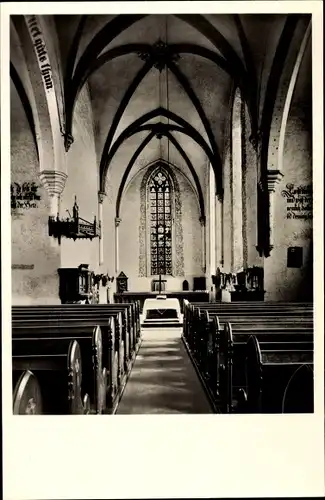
[9,13,315,415]
[12,297,313,415]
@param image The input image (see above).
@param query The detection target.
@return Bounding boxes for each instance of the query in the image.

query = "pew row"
[182,300,314,413]
[243,335,314,413]
[11,302,142,414]
[13,340,91,414]
[12,325,106,414]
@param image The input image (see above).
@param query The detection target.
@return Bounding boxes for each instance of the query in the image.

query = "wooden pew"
[189,301,313,309]
[182,300,313,341]
[184,302,313,354]
[13,325,106,414]
[244,335,314,413]
[13,370,44,415]
[12,303,142,411]
[13,305,133,365]
[186,305,313,329]
[186,303,313,330]
[12,304,137,365]
[12,310,126,383]
[13,303,141,361]
[12,340,90,414]
[188,308,312,366]
[12,319,111,413]
[182,301,314,413]
[223,322,313,412]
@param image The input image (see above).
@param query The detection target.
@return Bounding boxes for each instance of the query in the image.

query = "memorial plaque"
[287,247,303,268]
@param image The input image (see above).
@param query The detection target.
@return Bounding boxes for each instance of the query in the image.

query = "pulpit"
[58,264,94,303]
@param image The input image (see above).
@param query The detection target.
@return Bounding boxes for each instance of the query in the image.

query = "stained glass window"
[149,168,172,275]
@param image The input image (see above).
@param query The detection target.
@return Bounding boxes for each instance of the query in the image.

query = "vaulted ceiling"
[51,14,310,195]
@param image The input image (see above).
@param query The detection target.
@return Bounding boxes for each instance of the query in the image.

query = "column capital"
[267,169,284,192]
[115,217,122,227]
[39,170,68,197]
[98,191,106,204]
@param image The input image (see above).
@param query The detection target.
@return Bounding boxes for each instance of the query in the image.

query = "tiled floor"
[117,328,212,414]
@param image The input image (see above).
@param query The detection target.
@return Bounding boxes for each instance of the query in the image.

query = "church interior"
[10,13,314,415]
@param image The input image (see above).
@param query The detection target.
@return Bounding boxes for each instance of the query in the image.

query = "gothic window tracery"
[149,168,172,275]
[139,162,184,277]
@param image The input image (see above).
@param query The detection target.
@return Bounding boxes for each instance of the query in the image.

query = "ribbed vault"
[12,12,311,261]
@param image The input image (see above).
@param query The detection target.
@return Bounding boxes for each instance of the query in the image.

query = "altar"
[114,290,210,313]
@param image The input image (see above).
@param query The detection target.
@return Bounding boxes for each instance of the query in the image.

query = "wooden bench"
[12,340,90,414]
[182,300,312,341]
[184,301,313,330]
[12,303,141,366]
[12,319,120,411]
[12,324,106,414]
[221,322,313,413]
[183,302,313,356]
[12,303,142,412]
[13,370,44,415]
[12,303,140,364]
[244,335,314,413]
[188,301,313,309]
[186,308,312,365]
[12,310,127,377]
[182,301,314,413]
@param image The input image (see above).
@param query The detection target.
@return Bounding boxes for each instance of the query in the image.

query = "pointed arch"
[99,59,154,171]
[10,63,38,156]
[99,107,221,193]
[168,60,220,160]
[63,14,259,144]
[115,130,205,220]
[115,131,155,218]
[11,16,57,173]
[258,14,300,256]
[65,15,147,125]
[97,55,221,186]
[148,166,173,276]
[139,161,184,277]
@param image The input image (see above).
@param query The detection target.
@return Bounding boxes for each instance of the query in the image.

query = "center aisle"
[117,328,212,414]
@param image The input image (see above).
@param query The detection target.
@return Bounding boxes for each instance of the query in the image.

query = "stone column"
[267,170,284,250]
[231,151,243,272]
[39,170,68,216]
[115,217,122,274]
[98,191,106,266]
[215,193,223,267]
[199,216,206,273]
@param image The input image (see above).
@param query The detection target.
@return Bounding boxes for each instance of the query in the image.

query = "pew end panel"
[67,340,89,414]
[12,339,90,415]
[92,325,106,414]
[245,335,314,413]
[13,370,43,415]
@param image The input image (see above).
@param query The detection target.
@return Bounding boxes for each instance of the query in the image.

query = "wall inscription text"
[281,183,312,220]
[27,16,54,91]
[12,264,35,270]
[11,182,41,210]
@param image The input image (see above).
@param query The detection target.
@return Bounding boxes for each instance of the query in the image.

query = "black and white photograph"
[1,1,324,499]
